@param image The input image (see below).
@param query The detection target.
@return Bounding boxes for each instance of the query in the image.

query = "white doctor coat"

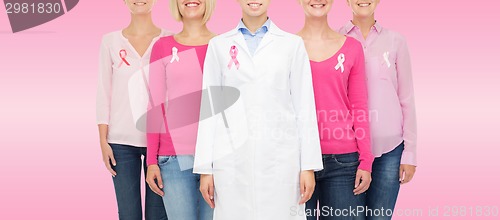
[193,21,323,220]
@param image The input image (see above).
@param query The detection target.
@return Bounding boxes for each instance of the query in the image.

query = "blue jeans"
[306,152,366,220]
[158,155,214,220]
[110,143,168,220]
[365,142,404,220]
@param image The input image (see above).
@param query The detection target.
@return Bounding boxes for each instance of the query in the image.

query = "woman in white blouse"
[96,0,169,219]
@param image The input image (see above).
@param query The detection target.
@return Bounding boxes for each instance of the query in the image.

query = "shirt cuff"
[401,151,417,166]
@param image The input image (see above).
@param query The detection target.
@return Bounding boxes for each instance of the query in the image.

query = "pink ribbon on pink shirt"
[227,46,240,70]
[118,49,130,68]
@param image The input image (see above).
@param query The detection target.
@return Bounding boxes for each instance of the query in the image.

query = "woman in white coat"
[193,0,323,219]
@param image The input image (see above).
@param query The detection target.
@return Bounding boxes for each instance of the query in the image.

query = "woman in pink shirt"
[96,0,169,219]
[297,0,374,219]
[339,1,418,219]
[145,0,216,219]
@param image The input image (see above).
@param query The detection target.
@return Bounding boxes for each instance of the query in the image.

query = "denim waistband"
[322,152,359,159]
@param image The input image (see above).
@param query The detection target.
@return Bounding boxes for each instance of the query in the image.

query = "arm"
[348,41,374,172]
[348,41,374,194]
[290,39,323,172]
[96,37,116,177]
[195,40,221,208]
[290,39,323,204]
[396,36,417,184]
[193,40,221,175]
[146,40,167,166]
[396,36,417,167]
[145,40,167,196]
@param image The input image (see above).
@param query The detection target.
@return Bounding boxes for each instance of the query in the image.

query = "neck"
[125,13,158,35]
[179,19,210,37]
[241,13,268,33]
[351,14,376,39]
[300,15,333,40]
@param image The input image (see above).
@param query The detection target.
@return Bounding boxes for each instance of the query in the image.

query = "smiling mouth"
[185,2,200,7]
[248,3,262,9]
[133,2,147,6]
[311,4,326,8]
[357,3,371,7]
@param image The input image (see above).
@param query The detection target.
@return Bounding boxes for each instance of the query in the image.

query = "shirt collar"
[345,20,383,34]
[238,18,271,35]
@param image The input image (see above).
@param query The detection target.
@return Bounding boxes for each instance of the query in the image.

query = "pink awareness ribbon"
[118,49,130,68]
[227,46,240,70]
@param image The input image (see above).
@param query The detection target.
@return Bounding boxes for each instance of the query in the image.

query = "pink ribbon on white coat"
[227,45,240,70]
[335,53,345,73]
[118,49,130,68]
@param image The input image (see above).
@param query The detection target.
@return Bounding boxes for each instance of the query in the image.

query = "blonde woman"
[145,0,216,219]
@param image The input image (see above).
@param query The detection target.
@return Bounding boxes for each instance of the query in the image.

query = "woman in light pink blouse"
[339,1,418,219]
[96,0,169,219]
[297,0,374,219]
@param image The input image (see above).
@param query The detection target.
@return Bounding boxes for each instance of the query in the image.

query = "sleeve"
[193,40,221,174]
[395,36,417,166]
[348,41,374,172]
[290,38,323,171]
[146,40,167,166]
[96,37,112,125]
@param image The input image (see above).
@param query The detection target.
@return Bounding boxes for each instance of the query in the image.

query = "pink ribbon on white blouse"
[227,45,240,70]
[118,49,130,68]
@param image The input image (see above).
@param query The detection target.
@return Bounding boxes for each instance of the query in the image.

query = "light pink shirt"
[339,22,417,165]
[96,30,170,147]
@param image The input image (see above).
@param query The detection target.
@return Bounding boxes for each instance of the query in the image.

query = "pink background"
[1,0,499,219]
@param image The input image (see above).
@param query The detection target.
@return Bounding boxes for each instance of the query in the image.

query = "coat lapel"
[254,21,285,56]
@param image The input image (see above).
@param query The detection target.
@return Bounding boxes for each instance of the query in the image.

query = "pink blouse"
[146,36,208,166]
[339,22,417,166]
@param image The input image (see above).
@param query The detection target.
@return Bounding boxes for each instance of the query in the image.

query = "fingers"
[299,183,314,205]
[104,155,117,177]
[208,183,215,208]
[400,170,415,184]
[146,171,164,197]
[201,186,215,208]
[400,165,416,184]
[200,176,215,208]
[354,172,361,189]
[353,178,369,195]
[399,166,404,182]
[110,154,117,167]
[353,170,371,195]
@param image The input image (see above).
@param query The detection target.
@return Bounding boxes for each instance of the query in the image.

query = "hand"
[400,164,416,184]
[299,170,315,205]
[353,169,371,195]
[100,142,117,177]
[200,174,215,208]
[146,165,164,196]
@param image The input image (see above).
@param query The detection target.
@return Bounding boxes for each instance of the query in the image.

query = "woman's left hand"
[353,169,371,195]
[400,164,416,184]
[299,170,316,205]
